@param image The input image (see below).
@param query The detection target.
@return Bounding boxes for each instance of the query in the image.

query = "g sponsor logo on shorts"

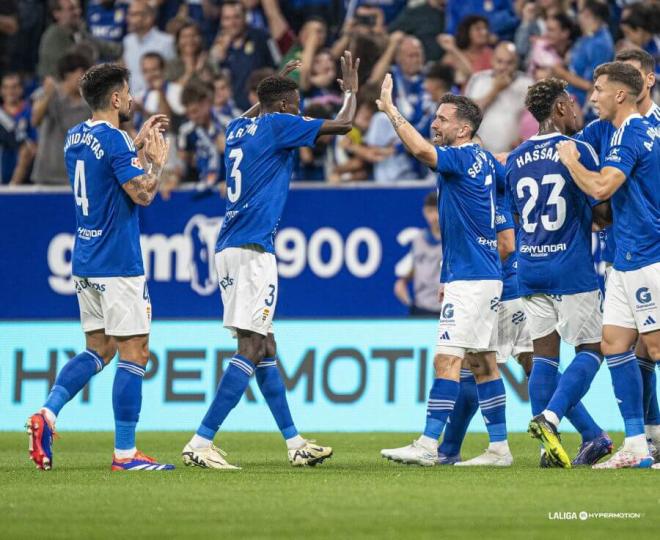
[441,303,454,320]
[636,287,651,304]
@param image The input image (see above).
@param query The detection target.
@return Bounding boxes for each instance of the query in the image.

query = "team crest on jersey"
[131,157,143,170]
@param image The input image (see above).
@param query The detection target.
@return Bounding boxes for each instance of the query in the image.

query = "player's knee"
[433,354,462,378]
[642,338,660,361]
[265,334,277,359]
[517,353,533,376]
[237,333,267,364]
[97,342,118,365]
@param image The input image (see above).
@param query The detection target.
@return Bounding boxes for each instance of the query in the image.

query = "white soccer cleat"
[381,439,437,467]
[288,440,333,467]
[453,448,513,467]
[652,463,660,469]
[592,448,653,469]
[181,443,241,470]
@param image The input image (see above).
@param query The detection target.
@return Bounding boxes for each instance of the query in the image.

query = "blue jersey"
[64,120,145,277]
[433,143,501,283]
[87,0,128,43]
[216,113,323,253]
[602,114,660,271]
[496,204,518,301]
[177,112,226,183]
[505,133,600,295]
[0,102,36,183]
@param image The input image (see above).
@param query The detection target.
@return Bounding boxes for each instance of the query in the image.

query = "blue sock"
[546,351,602,420]
[528,357,559,416]
[638,357,660,428]
[43,349,105,416]
[256,357,298,440]
[439,369,478,456]
[423,378,459,441]
[477,378,507,443]
[196,355,255,441]
[565,400,603,443]
[112,360,145,450]
[606,352,644,437]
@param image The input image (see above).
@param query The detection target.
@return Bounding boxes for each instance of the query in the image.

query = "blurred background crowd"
[0,0,658,192]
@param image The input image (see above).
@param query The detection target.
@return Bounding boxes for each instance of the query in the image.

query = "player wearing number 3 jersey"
[182,53,360,469]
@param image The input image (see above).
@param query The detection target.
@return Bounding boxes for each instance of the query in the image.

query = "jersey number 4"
[516,174,566,233]
[74,160,90,216]
[227,148,243,203]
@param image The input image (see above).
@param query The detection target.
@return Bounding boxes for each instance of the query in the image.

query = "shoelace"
[134,451,156,462]
[211,444,228,458]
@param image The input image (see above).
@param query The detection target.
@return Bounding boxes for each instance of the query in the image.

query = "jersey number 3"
[516,174,566,233]
[74,160,90,216]
[227,148,243,203]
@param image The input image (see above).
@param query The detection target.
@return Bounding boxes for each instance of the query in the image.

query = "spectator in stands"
[174,0,221,48]
[417,62,456,140]
[301,49,343,110]
[282,17,328,84]
[37,0,121,79]
[166,21,217,88]
[245,67,276,107]
[465,42,533,152]
[135,52,185,132]
[177,81,226,193]
[280,0,338,34]
[549,0,613,109]
[526,12,578,76]
[0,0,18,78]
[445,0,519,41]
[86,0,128,47]
[31,53,91,185]
[297,103,335,181]
[359,0,407,25]
[388,0,446,62]
[212,73,242,126]
[439,15,493,86]
[210,0,277,111]
[123,0,175,95]
[0,73,36,185]
[8,0,46,78]
[619,4,660,78]
[394,191,443,317]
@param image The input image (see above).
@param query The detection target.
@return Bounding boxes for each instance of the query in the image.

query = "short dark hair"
[1,71,21,84]
[303,102,333,120]
[547,13,580,43]
[437,94,482,136]
[426,62,455,88]
[424,190,438,207]
[594,61,644,98]
[57,52,92,80]
[221,0,244,14]
[621,3,660,34]
[455,15,488,50]
[615,48,655,76]
[79,63,129,111]
[181,81,212,106]
[256,76,298,108]
[582,0,609,23]
[141,52,165,70]
[525,78,568,122]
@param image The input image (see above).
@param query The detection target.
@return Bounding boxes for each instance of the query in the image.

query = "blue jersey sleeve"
[495,205,514,233]
[270,114,324,149]
[574,139,602,207]
[434,146,469,176]
[602,126,639,180]
[108,130,145,185]
[575,119,604,155]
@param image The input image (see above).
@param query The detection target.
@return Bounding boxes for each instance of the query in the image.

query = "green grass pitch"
[1,431,658,539]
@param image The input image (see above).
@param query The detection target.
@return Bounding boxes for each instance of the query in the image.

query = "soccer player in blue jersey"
[181,52,360,470]
[506,78,612,469]
[377,78,507,466]
[575,49,660,461]
[557,62,660,469]
[26,64,174,471]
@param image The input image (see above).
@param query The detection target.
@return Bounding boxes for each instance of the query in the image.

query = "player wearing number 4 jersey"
[26,64,174,471]
[182,54,360,470]
[557,62,660,469]
[506,78,611,468]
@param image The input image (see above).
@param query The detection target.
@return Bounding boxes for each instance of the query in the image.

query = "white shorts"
[216,246,277,337]
[496,298,533,363]
[603,262,660,333]
[74,275,151,336]
[436,279,502,354]
[521,290,602,346]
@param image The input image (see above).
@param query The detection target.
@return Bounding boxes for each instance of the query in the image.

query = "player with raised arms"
[377,78,509,467]
[575,49,660,461]
[505,78,612,468]
[26,64,174,471]
[556,62,660,469]
[181,52,360,469]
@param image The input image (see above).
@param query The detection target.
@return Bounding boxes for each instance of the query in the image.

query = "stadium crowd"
[0,0,658,190]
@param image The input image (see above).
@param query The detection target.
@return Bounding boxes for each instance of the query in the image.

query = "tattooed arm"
[376,73,437,169]
[122,128,170,206]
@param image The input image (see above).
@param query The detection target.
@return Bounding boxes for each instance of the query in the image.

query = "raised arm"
[376,73,437,168]
[317,51,359,136]
[122,129,170,206]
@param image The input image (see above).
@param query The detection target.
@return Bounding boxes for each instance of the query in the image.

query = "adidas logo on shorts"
[439,331,450,340]
[643,315,657,326]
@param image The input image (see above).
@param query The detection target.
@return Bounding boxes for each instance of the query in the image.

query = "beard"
[118,109,131,123]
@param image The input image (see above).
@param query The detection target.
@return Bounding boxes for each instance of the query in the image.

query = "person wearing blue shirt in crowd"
[358,0,407,25]
[26,63,174,472]
[181,54,360,470]
[0,73,36,184]
[86,0,128,45]
[446,0,519,41]
[557,62,660,470]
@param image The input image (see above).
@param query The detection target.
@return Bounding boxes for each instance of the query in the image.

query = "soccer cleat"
[26,412,55,471]
[454,448,513,467]
[381,439,437,467]
[437,452,462,465]
[652,463,660,470]
[592,448,653,469]
[528,414,572,469]
[288,440,333,467]
[181,443,240,470]
[648,440,660,463]
[572,433,613,466]
[111,450,175,471]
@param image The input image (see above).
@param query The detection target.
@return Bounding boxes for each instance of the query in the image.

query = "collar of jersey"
[619,112,643,126]
[85,119,114,128]
[645,102,659,119]
[528,132,561,141]
[456,142,477,148]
